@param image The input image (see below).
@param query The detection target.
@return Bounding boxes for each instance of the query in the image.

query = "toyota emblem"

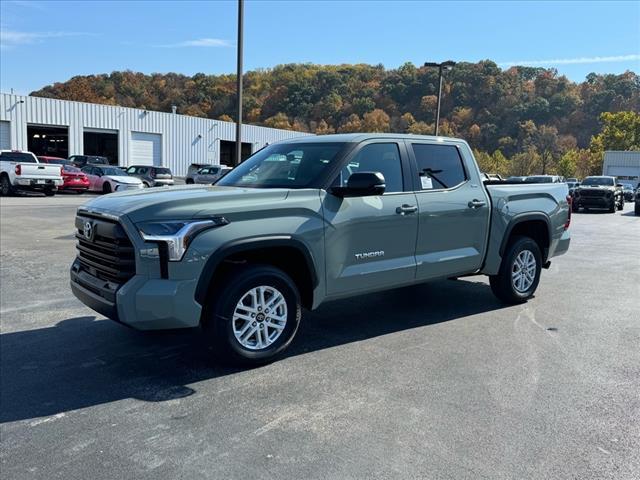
[84,221,94,241]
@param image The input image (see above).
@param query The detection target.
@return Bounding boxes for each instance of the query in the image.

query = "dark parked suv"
[573,176,624,213]
[69,155,110,168]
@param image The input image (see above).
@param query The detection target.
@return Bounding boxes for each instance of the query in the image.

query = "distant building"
[0,93,310,176]
[602,150,640,188]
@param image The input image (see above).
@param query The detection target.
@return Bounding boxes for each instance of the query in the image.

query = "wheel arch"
[195,236,319,312]
[500,213,551,262]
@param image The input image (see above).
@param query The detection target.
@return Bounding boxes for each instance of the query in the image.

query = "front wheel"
[618,198,624,211]
[490,236,542,304]
[203,265,302,365]
[609,200,616,213]
[102,182,112,194]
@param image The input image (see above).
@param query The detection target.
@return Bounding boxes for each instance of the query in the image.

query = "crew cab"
[0,150,63,196]
[70,134,571,364]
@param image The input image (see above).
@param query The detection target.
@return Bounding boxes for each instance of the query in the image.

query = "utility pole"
[235,0,244,166]
[424,61,456,136]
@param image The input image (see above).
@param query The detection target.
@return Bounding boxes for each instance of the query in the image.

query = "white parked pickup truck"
[0,150,64,196]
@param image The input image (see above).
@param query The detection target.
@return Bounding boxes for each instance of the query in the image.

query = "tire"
[143,182,150,188]
[635,204,640,216]
[609,200,616,213]
[618,198,624,211]
[0,175,13,196]
[102,182,112,194]
[185,178,194,184]
[203,265,302,365]
[490,236,542,304]
[43,187,55,197]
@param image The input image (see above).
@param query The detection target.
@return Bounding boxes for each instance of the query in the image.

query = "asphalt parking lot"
[1,193,639,480]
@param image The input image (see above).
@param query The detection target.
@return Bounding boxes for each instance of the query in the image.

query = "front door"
[408,142,490,280]
[323,141,419,295]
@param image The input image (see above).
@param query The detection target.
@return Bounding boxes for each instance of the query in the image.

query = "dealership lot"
[1,194,639,479]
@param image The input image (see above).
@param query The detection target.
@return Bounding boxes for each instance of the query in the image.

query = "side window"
[412,144,467,190]
[337,143,403,193]
[82,166,93,175]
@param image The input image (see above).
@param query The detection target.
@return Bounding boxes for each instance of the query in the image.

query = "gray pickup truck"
[70,134,571,364]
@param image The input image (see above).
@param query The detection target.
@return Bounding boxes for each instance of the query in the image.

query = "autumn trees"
[31,62,639,177]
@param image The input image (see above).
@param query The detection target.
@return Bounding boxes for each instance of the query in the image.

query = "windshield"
[525,176,555,183]
[217,142,346,189]
[582,177,614,186]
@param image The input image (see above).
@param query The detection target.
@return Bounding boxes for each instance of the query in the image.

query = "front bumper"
[70,258,202,330]
[114,183,143,192]
[575,196,614,208]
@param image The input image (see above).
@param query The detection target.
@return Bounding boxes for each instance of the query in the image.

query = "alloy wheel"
[232,286,288,350]
[511,249,536,293]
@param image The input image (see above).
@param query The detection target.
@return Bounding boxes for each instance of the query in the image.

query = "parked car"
[0,150,63,196]
[70,133,571,365]
[69,155,110,168]
[567,181,580,197]
[187,163,212,178]
[566,177,578,183]
[125,165,174,188]
[37,156,73,167]
[524,175,564,183]
[81,165,143,193]
[185,165,232,184]
[621,184,635,202]
[573,176,624,213]
[58,165,90,193]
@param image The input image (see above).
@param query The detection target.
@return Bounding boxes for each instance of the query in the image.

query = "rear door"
[407,141,490,280]
[82,166,99,190]
[323,141,419,295]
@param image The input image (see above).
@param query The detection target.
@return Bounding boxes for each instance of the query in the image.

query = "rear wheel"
[490,236,542,304]
[143,181,150,188]
[0,175,13,196]
[43,187,55,197]
[186,178,194,184]
[203,265,301,365]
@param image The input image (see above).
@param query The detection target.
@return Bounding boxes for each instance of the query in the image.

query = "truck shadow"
[1,278,504,424]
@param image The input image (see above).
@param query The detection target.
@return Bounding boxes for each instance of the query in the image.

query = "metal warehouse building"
[602,150,640,188]
[0,93,310,176]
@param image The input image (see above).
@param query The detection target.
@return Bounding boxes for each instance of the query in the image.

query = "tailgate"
[18,163,62,179]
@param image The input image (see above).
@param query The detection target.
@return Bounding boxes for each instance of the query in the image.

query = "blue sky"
[1,0,638,94]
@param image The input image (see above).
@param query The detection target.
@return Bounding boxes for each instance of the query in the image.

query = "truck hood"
[80,185,291,223]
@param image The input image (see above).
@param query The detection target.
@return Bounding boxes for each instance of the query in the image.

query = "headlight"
[138,217,229,261]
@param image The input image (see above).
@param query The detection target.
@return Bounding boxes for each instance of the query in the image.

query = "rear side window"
[412,144,467,190]
[336,143,404,193]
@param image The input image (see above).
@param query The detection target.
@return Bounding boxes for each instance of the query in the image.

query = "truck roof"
[279,133,465,144]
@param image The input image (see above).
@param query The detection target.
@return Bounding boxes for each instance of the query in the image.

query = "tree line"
[31,61,639,177]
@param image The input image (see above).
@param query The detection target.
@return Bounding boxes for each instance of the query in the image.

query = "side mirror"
[332,171,386,197]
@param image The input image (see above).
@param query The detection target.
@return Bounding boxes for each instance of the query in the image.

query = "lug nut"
[265,309,269,313]
[252,321,257,326]
[258,307,262,311]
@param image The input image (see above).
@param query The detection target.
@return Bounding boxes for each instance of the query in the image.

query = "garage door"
[130,132,161,166]
[0,121,10,150]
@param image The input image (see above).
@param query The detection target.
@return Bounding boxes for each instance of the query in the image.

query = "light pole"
[424,60,456,136]
[235,0,244,166]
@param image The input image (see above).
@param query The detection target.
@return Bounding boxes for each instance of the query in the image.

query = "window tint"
[0,152,37,163]
[336,143,403,193]
[412,144,467,190]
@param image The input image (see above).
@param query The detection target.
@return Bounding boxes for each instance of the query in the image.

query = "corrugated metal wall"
[602,151,640,181]
[0,93,312,176]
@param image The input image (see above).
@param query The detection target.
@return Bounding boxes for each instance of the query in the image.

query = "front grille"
[75,214,135,285]
[580,189,606,198]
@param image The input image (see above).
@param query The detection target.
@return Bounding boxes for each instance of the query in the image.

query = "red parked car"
[37,156,90,193]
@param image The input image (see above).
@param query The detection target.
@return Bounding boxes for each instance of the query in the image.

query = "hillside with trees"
[31,61,639,177]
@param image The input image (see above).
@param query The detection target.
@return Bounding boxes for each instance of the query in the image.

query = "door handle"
[396,204,418,215]
[467,199,486,209]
